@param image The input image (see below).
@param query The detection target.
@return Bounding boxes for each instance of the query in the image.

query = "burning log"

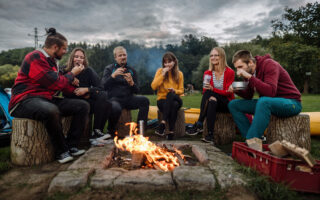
[114,122,184,171]
[131,152,145,168]
[102,147,116,169]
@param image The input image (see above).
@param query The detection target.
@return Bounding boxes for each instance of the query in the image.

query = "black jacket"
[102,63,139,98]
[62,66,103,100]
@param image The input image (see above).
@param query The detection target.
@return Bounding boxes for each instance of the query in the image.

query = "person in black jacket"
[64,47,112,141]
[102,46,149,136]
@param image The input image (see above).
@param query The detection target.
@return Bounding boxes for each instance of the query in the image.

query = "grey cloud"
[0,0,317,51]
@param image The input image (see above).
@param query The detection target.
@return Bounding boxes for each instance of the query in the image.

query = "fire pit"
[103,122,204,171]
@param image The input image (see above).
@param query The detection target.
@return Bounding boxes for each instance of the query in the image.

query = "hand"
[236,68,252,79]
[162,67,170,76]
[74,87,89,96]
[228,85,234,93]
[123,73,134,86]
[71,64,84,76]
[72,78,79,87]
[203,83,212,90]
[167,88,175,93]
[111,67,125,78]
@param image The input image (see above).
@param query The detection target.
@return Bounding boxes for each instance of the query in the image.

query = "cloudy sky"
[0,0,317,51]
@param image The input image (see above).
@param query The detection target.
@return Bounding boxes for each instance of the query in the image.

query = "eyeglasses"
[210,54,219,57]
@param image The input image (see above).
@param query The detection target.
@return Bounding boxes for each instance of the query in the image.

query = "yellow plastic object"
[302,112,320,135]
[148,106,320,135]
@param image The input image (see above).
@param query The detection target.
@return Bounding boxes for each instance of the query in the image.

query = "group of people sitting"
[8,28,302,164]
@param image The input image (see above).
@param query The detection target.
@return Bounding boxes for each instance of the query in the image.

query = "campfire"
[107,122,186,172]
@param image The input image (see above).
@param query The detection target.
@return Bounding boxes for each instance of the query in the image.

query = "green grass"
[0,146,11,175]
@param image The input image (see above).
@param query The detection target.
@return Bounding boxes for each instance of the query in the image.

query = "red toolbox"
[232,142,320,193]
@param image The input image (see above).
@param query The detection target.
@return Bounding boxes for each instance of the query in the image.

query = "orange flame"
[114,122,182,171]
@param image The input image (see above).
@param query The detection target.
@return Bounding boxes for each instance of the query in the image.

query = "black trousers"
[157,92,182,131]
[11,97,90,156]
[86,91,112,131]
[198,90,229,133]
[108,95,150,133]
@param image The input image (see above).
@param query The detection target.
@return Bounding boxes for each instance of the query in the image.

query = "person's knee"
[228,99,240,111]
[256,97,271,108]
[43,104,60,120]
[173,101,180,110]
[140,97,150,107]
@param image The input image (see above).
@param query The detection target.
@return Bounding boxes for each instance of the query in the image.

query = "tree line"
[0,2,319,94]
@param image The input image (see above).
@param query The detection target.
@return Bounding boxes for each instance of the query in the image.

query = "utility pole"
[28,27,45,49]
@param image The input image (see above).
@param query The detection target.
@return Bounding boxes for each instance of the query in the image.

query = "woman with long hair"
[151,52,184,140]
[187,47,235,145]
[64,47,113,142]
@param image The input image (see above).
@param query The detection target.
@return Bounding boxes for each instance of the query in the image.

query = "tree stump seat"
[203,113,236,145]
[266,113,311,150]
[157,109,186,138]
[11,115,91,166]
[115,109,132,138]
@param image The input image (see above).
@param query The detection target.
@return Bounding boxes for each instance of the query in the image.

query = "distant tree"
[0,47,33,66]
[0,64,19,88]
[271,2,320,47]
[192,55,209,90]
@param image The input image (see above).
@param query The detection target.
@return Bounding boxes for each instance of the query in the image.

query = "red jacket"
[202,67,235,101]
[9,50,75,111]
[236,54,301,101]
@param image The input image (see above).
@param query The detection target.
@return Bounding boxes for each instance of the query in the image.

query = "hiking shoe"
[201,132,214,144]
[155,123,165,136]
[57,151,74,164]
[69,147,85,156]
[186,121,203,136]
[90,129,111,141]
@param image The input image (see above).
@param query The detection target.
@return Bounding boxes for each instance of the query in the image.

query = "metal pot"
[232,81,248,90]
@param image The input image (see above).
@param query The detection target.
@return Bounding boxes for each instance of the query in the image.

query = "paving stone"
[68,145,114,170]
[173,166,215,190]
[113,169,175,191]
[90,168,127,189]
[208,161,247,189]
[207,151,234,165]
[48,169,94,193]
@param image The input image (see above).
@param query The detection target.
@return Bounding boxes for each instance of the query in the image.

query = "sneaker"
[155,123,165,136]
[167,133,174,140]
[57,151,74,164]
[201,132,214,143]
[91,129,105,138]
[69,147,86,156]
[186,121,203,136]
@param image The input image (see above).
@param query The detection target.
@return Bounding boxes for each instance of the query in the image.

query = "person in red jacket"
[9,28,89,164]
[228,50,301,140]
[187,47,235,145]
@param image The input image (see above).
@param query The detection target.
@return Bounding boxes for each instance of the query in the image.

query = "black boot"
[201,131,214,144]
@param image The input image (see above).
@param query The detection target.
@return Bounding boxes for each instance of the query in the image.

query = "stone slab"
[90,168,127,189]
[173,166,215,190]
[48,168,94,193]
[113,169,175,191]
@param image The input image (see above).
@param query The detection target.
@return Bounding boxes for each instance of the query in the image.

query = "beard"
[54,52,62,60]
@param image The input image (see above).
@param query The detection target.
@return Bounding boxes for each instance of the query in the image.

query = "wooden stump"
[203,113,236,145]
[116,109,132,138]
[61,115,91,147]
[10,116,87,166]
[266,114,311,150]
[157,109,185,138]
[11,118,55,166]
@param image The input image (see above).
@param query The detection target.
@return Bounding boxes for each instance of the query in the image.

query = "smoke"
[126,47,166,76]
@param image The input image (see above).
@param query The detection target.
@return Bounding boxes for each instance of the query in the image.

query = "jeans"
[228,97,302,139]
[108,95,150,133]
[198,90,229,133]
[11,97,90,156]
[157,92,183,131]
[86,91,112,131]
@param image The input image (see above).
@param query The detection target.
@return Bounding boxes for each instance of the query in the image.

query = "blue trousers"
[228,97,302,139]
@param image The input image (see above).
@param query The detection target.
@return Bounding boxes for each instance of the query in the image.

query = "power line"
[28,27,45,49]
